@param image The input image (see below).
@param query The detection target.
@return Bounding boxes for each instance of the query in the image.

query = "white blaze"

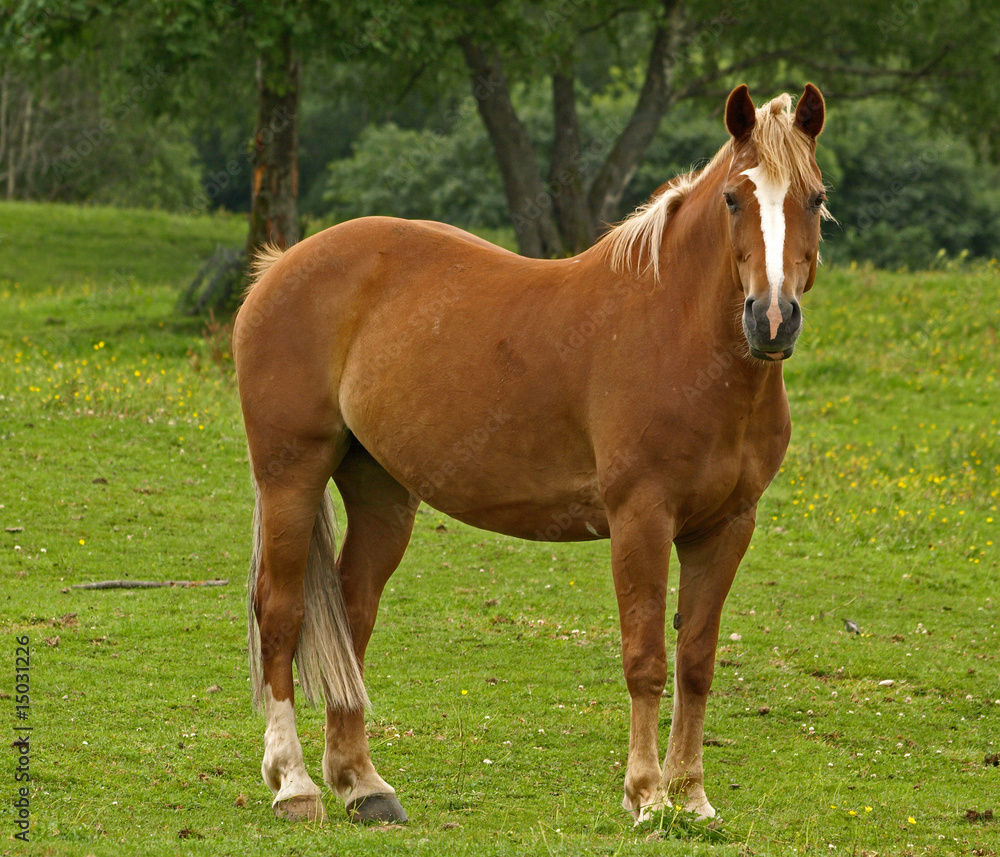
[742,165,790,341]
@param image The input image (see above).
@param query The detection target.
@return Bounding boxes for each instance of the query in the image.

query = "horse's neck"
[660,179,742,340]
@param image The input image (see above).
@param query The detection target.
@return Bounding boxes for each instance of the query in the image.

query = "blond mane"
[600,92,825,282]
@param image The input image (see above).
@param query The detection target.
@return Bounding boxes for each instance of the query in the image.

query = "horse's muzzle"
[742,296,801,360]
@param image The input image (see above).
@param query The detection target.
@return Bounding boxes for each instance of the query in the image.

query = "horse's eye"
[809,192,827,212]
[723,192,739,212]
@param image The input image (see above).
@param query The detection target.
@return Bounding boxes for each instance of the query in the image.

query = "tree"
[4,0,999,274]
[137,1,319,311]
[365,0,1000,257]
[1,0,354,310]
[820,98,1000,268]
[434,0,690,256]
[0,4,203,206]
[244,26,301,257]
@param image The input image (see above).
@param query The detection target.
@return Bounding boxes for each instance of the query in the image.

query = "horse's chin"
[748,345,794,362]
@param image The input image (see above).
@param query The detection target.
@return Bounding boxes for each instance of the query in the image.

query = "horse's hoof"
[347,792,408,824]
[273,794,328,823]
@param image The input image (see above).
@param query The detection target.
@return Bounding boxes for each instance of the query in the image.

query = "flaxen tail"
[247,481,369,712]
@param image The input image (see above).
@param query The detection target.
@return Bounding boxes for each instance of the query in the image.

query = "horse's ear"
[725,84,756,141]
[794,83,825,139]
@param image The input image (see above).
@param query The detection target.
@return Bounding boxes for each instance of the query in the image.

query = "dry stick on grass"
[70,579,229,590]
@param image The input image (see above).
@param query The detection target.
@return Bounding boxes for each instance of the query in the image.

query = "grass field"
[1,201,998,856]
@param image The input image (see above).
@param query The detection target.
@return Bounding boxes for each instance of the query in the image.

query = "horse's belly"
[341,383,608,541]
[357,423,610,542]
[445,494,610,542]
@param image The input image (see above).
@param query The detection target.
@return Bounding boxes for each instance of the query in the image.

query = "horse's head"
[722,84,827,361]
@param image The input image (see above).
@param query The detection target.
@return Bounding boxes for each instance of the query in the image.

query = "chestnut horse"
[234,83,828,825]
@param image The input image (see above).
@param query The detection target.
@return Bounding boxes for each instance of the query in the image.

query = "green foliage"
[819,100,1000,269]
[0,53,210,210]
[323,117,508,228]
[321,82,1000,271]
[51,114,206,210]
[321,72,664,229]
[5,0,1000,268]
[627,101,729,209]
[1,202,999,855]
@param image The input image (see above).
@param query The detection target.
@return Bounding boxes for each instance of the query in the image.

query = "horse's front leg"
[609,499,675,823]
[665,506,756,821]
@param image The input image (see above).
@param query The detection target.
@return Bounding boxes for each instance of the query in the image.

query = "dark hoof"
[347,792,408,824]
[273,794,328,823]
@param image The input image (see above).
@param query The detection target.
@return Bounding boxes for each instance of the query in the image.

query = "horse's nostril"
[742,298,757,334]
[788,301,801,327]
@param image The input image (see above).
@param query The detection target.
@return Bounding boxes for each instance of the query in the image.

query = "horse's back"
[236,217,524,381]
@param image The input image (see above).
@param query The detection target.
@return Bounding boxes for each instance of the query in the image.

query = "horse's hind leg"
[252,460,328,820]
[248,433,365,823]
[323,443,417,823]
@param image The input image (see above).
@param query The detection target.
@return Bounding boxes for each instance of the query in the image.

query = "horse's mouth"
[749,345,794,361]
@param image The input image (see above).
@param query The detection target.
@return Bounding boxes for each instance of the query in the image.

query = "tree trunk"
[7,81,29,199]
[19,86,36,198]
[549,62,594,253]
[187,31,300,314]
[587,0,684,228]
[458,0,684,257]
[0,71,9,189]
[244,30,300,261]
[458,38,564,258]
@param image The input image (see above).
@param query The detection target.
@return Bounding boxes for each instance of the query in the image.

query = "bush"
[78,117,206,211]
[819,100,1000,268]
[323,114,508,229]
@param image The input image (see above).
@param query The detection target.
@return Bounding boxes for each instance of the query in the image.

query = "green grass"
[0,201,245,294]
[1,201,998,856]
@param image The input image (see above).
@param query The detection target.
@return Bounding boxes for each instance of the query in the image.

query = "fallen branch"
[69,579,229,590]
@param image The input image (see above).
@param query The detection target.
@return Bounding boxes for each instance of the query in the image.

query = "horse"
[232,82,829,826]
